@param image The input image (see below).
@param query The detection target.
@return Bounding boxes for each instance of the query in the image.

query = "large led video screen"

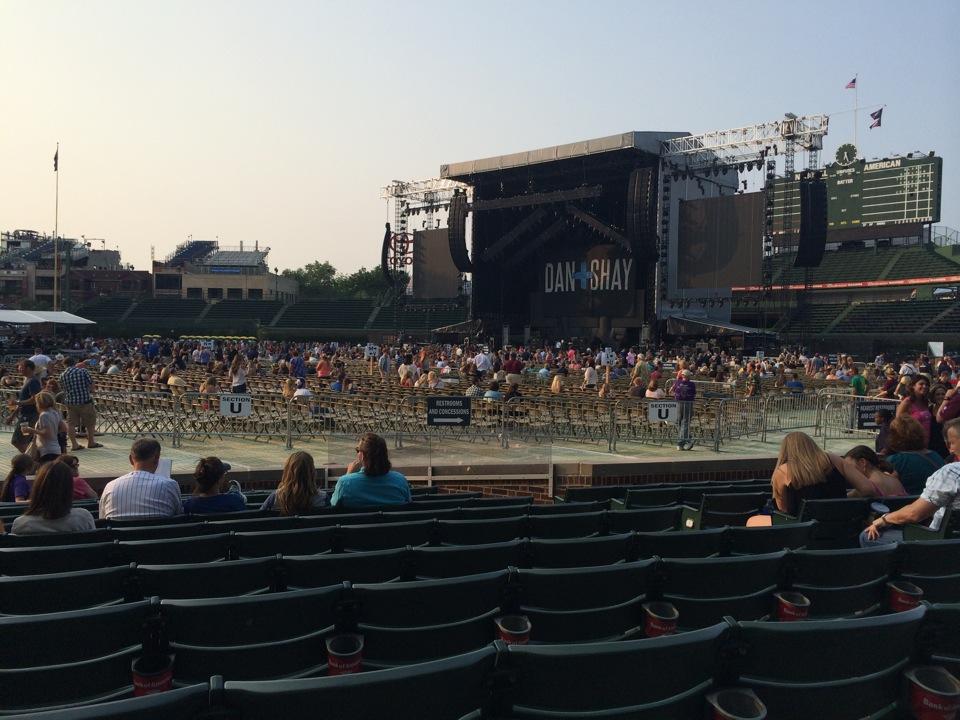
[677,193,763,289]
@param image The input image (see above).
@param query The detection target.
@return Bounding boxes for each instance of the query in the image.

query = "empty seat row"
[563,479,771,504]
[4,604,956,720]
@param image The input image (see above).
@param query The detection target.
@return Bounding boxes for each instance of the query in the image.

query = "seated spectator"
[884,416,944,495]
[1,453,34,503]
[771,431,876,515]
[331,433,411,508]
[11,460,96,535]
[59,454,98,500]
[645,379,665,399]
[537,364,551,382]
[99,439,183,520]
[484,381,503,401]
[598,382,612,399]
[183,457,246,514]
[466,375,484,398]
[785,373,805,396]
[550,373,563,394]
[330,372,346,392]
[260,451,327,514]
[199,375,220,394]
[504,382,522,401]
[863,418,960,546]
[627,377,644,398]
[844,446,907,497]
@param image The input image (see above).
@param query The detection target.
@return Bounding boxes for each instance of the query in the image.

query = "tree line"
[281,262,407,299]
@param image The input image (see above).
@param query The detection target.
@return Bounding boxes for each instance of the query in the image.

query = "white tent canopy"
[0,310,95,325]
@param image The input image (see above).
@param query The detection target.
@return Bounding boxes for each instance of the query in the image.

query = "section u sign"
[647,401,678,424]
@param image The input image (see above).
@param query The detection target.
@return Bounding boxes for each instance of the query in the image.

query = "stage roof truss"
[481,208,548,262]
[470,185,603,212]
[506,217,567,267]
[564,205,632,253]
[661,114,829,170]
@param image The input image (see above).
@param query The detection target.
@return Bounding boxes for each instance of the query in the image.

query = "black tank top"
[784,466,848,516]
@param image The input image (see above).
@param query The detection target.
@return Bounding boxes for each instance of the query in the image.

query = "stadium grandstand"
[731,228,960,352]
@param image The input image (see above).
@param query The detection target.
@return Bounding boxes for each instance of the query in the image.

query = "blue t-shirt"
[785,380,804,395]
[2,474,30,502]
[331,470,411,508]
[182,493,247,515]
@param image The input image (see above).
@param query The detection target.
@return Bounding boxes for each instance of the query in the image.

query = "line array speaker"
[447,191,473,272]
[794,180,828,267]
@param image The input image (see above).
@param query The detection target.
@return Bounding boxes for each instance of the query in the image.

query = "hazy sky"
[2,0,958,273]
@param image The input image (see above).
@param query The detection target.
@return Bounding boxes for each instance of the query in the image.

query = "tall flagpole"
[853,74,858,155]
[53,142,59,312]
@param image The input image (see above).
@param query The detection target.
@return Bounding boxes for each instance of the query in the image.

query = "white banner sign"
[647,401,678,424]
[220,393,252,418]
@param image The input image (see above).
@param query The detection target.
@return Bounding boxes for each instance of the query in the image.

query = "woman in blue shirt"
[331,433,411,508]
[182,457,247,515]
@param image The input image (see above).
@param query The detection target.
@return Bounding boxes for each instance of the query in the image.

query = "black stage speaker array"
[447,191,473,272]
[794,179,828,268]
[626,167,658,261]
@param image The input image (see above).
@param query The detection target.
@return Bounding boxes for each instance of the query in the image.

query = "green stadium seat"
[222,645,497,720]
[527,511,605,539]
[453,506,529,520]
[109,522,208,542]
[119,533,233,565]
[0,681,211,719]
[660,552,785,628]
[0,600,155,713]
[775,498,869,549]
[607,507,680,533]
[413,540,526,579]
[527,501,604,515]
[635,528,726,559]
[234,526,336,558]
[680,492,768,530]
[734,606,926,719]
[899,537,960,576]
[0,528,112,547]
[284,548,409,588]
[789,545,896,618]
[517,560,657,642]
[527,534,632,568]
[0,565,133,615]
[502,623,728,716]
[438,517,527,545]
[463,497,534,508]
[136,557,278,599]
[616,486,682,509]
[359,612,498,669]
[161,585,343,683]
[354,571,507,627]
[925,603,960,677]
[340,520,436,551]
[0,541,122,576]
[726,521,817,555]
[205,516,298,533]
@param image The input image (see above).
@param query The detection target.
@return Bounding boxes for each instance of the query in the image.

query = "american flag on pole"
[869,108,883,129]
[845,77,857,89]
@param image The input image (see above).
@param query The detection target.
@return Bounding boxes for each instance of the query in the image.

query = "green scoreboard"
[772,150,942,240]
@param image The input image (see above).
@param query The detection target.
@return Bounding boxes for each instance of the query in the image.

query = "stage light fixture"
[929,151,935,157]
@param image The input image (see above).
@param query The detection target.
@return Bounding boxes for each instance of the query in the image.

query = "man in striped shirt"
[99,439,183,520]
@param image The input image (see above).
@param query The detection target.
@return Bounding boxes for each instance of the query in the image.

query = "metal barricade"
[760,391,822,441]
[711,396,765,452]
[820,396,899,451]
[95,391,182,444]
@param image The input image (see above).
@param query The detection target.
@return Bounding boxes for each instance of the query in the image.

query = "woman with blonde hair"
[771,431,875,515]
[550,373,563,395]
[281,377,298,401]
[260,451,327,515]
[20,392,66,463]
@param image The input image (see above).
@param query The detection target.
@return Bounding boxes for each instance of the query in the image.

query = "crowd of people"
[0,432,411,534]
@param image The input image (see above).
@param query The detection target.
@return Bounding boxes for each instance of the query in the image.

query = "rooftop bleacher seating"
[165,240,217,266]
[274,299,375,329]
[201,250,268,267]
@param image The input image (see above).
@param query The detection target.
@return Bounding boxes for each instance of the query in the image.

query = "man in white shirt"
[474,350,491,376]
[29,349,51,380]
[99,439,183,520]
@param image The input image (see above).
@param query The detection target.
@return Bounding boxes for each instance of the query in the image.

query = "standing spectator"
[9,359,41,453]
[228,354,248,394]
[60,356,102,450]
[289,350,307,382]
[10,461,96,535]
[260,451,327,514]
[874,408,894,454]
[849,366,868,397]
[28,349,52,381]
[897,375,933,447]
[22,392,65,463]
[99,439,183,520]
[785,373,805,396]
[331,433,411,508]
[673,369,697,451]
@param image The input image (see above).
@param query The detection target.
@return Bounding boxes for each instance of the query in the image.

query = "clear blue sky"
[1,0,957,272]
